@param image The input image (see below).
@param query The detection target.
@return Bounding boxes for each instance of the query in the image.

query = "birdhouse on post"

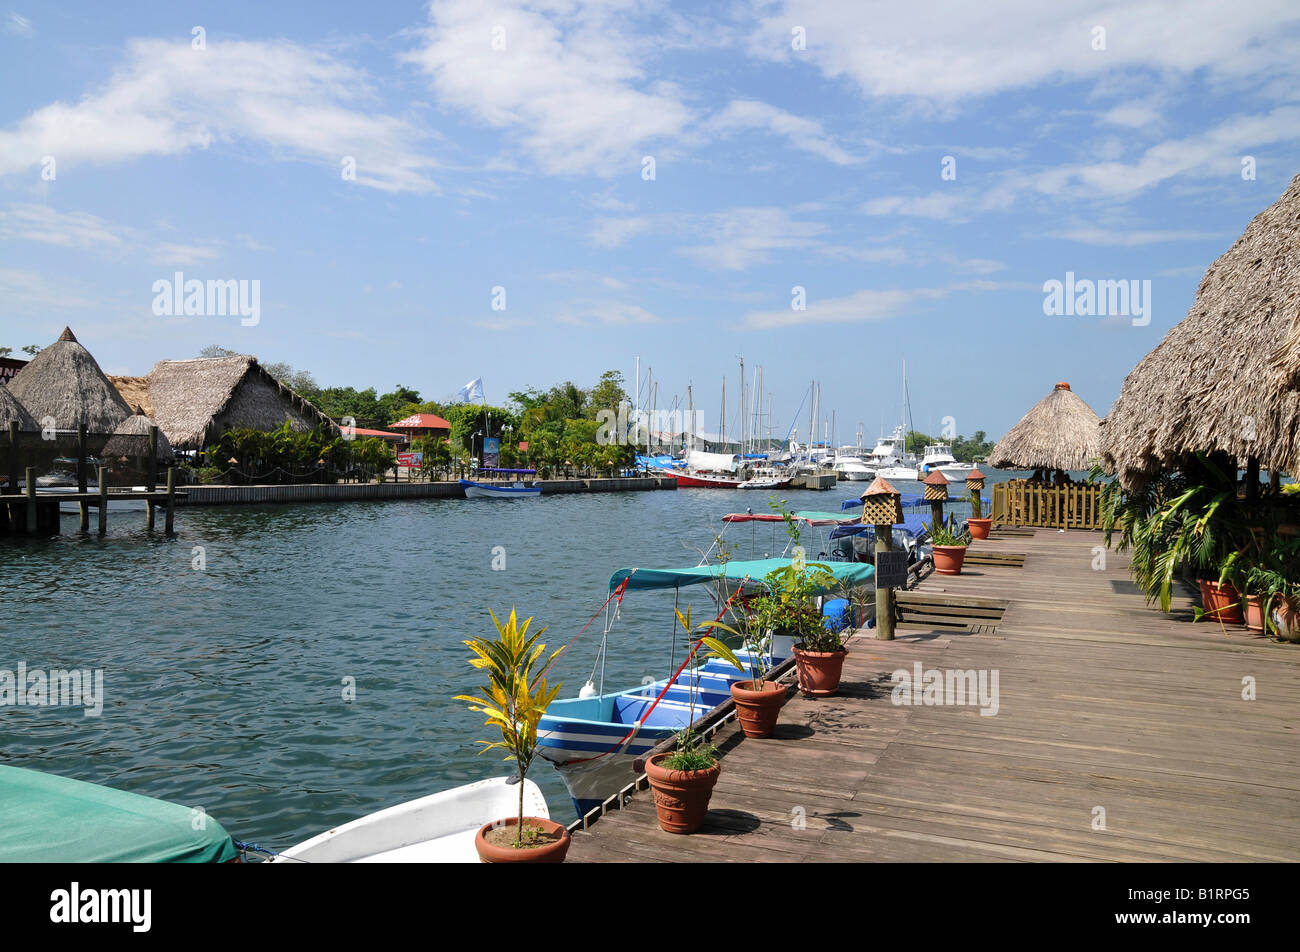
[923,469,949,534]
[860,476,904,641]
[965,466,986,519]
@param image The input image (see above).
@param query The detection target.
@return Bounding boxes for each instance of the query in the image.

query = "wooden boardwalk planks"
[565,529,1300,862]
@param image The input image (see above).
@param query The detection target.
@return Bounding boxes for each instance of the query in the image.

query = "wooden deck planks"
[565,529,1300,862]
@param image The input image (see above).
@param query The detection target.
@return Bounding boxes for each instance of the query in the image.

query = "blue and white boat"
[536,558,874,816]
[458,478,541,499]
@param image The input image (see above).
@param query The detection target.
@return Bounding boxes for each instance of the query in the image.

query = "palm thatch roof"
[143,355,337,449]
[102,407,174,461]
[989,382,1101,472]
[0,383,38,432]
[7,327,131,434]
[108,375,153,418]
[1102,172,1300,488]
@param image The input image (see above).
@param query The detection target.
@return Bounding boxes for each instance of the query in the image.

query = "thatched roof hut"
[134,355,337,450]
[7,327,131,434]
[989,382,1101,472]
[101,407,174,461]
[0,382,38,432]
[1102,172,1300,488]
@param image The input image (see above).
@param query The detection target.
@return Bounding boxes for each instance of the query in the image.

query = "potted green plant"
[926,517,970,576]
[757,560,846,696]
[455,608,570,863]
[645,607,745,834]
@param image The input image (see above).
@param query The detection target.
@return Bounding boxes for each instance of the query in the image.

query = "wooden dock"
[565,529,1300,862]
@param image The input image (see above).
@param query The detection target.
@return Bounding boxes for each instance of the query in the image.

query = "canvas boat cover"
[0,765,239,863]
[723,510,862,526]
[610,557,874,593]
[685,450,739,473]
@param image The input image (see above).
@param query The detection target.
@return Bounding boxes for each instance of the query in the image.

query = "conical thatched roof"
[7,327,131,434]
[101,407,173,461]
[0,383,38,432]
[143,355,336,449]
[989,382,1101,472]
[1102,173,1300,488]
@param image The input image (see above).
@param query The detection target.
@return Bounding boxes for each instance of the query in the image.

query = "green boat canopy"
[0,765,239,863]
[610,558,874,593]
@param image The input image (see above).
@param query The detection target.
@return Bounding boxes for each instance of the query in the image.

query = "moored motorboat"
[270,777,548,863]
[459,478,541,498]
[917,443,975,479]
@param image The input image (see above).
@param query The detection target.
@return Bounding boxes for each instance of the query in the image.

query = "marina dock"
[565,529,1300,862]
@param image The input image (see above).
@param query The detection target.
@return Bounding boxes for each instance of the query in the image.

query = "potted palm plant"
[644,607,745,834]
[926,517,970,575]
[455,608,570,863]
[760,560,847,696]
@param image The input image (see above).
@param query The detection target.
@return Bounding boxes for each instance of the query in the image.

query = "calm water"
[1,475,1014,849]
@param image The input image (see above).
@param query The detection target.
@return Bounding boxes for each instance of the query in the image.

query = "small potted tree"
[644,607,745,834]
[455,608,570,863]
[926,516,971,575]
[759,561,847,697]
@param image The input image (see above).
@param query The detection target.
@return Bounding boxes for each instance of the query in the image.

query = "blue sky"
[2,1,1299,441]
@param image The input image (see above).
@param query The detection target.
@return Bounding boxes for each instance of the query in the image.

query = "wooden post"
[24,466,36,535]
[970,487,982,519]
[930,498,945,531]
[148,426,158,492]
[165,466,176,534]
[146,490,155,530]
[98,466,108,535]
[875,525,895,641]
[78,423,89,532]
[6,421,17,496]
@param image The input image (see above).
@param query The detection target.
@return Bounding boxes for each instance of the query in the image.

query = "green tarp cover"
[610,558,874,593]
[0,765,239,863]
[792,510,863,525]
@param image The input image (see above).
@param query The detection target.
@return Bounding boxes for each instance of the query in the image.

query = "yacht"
[917,443,975,480]
[832,456,876,482]
[868,426,919,481]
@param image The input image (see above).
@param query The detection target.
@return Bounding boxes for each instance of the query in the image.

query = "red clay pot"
[730,679,785,738]
[474,817,571,863]
[792,645,848,696]
[644,753,720,834]
[1244,594,1265,632]
[966,517,992,540]
[1199,579,1243,624]
[932,544,967,576]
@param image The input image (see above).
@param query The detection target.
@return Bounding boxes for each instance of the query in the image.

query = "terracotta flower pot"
[730,679,785,738]
[932,544,967,576]
[1244,594,1265,632]
[966,517,992,540]
[644,753,720,834]
[474,816,571,863]
[1199,579,1243,624]
[792,645,848,696]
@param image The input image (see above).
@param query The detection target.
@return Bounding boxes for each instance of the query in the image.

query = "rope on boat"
[561,579,749,766]
[234,839,294,860]
[533,575,631,690]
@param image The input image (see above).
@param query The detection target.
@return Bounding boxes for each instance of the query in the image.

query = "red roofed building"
[389,413,451,445]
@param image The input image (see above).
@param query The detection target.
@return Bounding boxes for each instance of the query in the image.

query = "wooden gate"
[991,480,1103,529]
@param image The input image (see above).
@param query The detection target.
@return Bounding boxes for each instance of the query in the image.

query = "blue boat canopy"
[0,765,239,863]
[610,558,874,593]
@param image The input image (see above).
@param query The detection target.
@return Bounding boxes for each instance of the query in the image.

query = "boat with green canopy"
[0,764,240,863]
[537,556,874,815]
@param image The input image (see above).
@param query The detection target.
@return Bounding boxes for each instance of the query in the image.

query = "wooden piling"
[6,422,17,497]
[24,466,36,535]
[165,466,175,534]
[875,525,895,641]
[148,425,158,492]
[97,466,108,535]
[78,423,89,532]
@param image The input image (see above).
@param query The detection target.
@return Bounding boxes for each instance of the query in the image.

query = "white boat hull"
[270,777,549,863]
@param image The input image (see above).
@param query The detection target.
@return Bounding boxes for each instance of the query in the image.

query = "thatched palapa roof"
[7,327,132,434]
[102,406,174,461]
[989,382,1101,472]
[0,382,38,432]
[1102,172,1300,488]
[142,355,337,449]
[108,375,153,418]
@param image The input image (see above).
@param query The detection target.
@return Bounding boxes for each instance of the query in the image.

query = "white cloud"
[590,215,655,248]
[404,0,691,175]
[741,281,1002,329]
[1057,227,1221,246]
[0,203,129,250]
[151,243,220,265]
[747,1,1300,105]
[555,299,660,326]
[862,192,973,222]
[0,38,436,191]
[5,12,32,36]
[677,207,826,271]
[0,268,97,312]
[705,100,860,165]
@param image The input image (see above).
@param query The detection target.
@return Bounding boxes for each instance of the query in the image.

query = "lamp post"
[861,476,905,641]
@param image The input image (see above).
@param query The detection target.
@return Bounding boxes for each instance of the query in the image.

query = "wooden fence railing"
[991,480,1104,529]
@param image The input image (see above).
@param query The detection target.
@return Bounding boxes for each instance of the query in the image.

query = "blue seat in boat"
[823,598,851,632]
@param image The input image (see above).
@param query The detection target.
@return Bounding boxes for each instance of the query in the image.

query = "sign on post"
[874,550,908,589]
